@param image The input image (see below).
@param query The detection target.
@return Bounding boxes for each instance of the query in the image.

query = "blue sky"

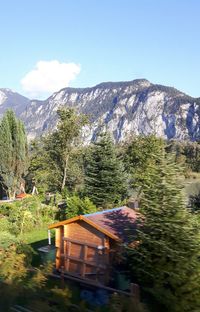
[0,0,200,99]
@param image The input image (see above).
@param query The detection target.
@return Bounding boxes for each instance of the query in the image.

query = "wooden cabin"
[48,206,140,284]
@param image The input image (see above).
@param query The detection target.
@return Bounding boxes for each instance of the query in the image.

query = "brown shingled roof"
[84,206,140,242]
[49,206,141,242]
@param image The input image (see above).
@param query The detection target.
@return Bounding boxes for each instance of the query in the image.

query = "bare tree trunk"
[12,190,16,200]
[61,154,69,190]
[8,189,11,200]
[20,212,26,235]
[32,185,38,195]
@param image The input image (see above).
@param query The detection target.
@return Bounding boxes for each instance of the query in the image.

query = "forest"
[1,108,200,311]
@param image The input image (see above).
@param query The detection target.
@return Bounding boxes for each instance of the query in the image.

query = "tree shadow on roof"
[99,209,142,243]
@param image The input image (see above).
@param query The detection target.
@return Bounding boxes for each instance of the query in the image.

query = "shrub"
[66,195,96,219]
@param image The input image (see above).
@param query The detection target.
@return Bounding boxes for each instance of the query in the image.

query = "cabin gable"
[65,220,106,245]
[55,219,110,283]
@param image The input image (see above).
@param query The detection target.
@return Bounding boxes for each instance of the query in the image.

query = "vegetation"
[28,108,87,194]
[166,139,200,173]
[127,152,200,311]
[189,191,200,212]
[123,135,164,192]
[1,108,200,310]
[0,110,28,198]
[66,194,97,218]
[84,133,127,208]
[0,196,56,237]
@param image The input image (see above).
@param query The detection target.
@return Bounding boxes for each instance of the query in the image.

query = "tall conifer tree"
[124,135,164,190]
[128,153,200,311]
[84,133,127,208]
[0,114,13,197]
[0,110,28,198]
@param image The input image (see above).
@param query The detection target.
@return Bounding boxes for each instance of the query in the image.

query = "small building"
[48,206,140,284]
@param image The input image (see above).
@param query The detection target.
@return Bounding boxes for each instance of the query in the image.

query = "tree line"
[1,107,200,203]
[1,108,200,311]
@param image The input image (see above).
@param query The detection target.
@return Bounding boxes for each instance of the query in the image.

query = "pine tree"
[124,135,164,190]
[15,120,28,182]
[0,113,13,197]
[0,110,28,198]
[128,153,200,312]
[84,133,127,208]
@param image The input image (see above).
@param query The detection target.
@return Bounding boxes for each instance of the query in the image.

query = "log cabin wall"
[66,220,105,245]
[55,226,64,269]
[51,206,139,284]
[55,220,111,284]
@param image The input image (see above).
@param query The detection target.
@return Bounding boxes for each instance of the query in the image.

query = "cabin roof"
[49,206,140,242]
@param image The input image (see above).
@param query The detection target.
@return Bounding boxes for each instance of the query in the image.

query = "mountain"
[1,80,200,142]
[0,88,30,117]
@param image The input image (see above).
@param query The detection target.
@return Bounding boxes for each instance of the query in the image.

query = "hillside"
[1,79,200,142]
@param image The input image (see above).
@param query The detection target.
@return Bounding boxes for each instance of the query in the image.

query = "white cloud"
[21,60,81,98]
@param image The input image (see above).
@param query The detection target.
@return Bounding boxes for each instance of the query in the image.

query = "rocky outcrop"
[1,80,200,142]
[0,88,30,117]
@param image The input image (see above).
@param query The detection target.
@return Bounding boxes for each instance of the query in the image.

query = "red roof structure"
[49,206,140,242]
[84,206,139,241]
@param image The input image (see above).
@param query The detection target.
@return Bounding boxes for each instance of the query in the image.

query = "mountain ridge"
[0,79,200,142]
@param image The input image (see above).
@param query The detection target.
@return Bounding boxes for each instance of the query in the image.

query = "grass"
[19,225,55,266]
[22,227,49,244]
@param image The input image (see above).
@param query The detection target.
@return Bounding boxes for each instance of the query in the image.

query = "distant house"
[48,206,140,284]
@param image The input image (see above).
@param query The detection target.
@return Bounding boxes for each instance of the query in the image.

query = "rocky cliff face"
[1,80,200,142]
[0,88,30,117]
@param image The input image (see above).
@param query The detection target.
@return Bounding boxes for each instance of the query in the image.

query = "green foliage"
[0,241,33,283]
[0,250,75,312]
[27,137,61,193]
[46,107,88,192]
[10,208,36,235]
[0,245,27,284]
[124,135,164,192]
[28,108,87,193]
[108,293,148,312]
[48,286,72,306]
[0,217,11,232]
[84,133,128,208]
[66,194,97,219]
[166,140,200,173]
[0,231,18,249]
[128,153,200,312]
[16,243,35,267]
[188,191,200,213]
[0,246,66,310]
[24,285,72,312]
[0,110,28,198]
[0,113,13,195]
[0,196,57,238]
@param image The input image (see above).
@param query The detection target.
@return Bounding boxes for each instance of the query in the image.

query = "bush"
[0,231,18,249]
[0,217,11,232]
[108,293,148,312]
[66,195,96,219]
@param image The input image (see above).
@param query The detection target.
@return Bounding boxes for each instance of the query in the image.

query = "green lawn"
[20,225,55,266]
[22,227,49,244]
